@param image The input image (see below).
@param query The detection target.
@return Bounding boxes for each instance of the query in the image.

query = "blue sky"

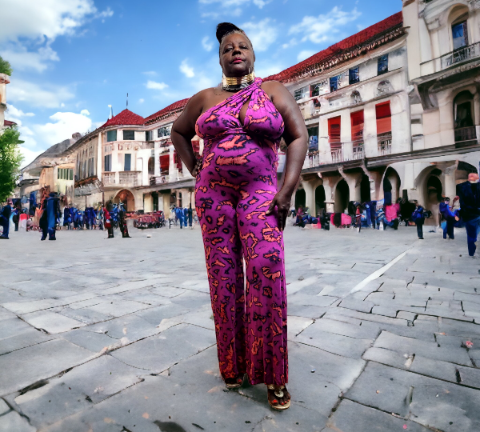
[0,0,401,165]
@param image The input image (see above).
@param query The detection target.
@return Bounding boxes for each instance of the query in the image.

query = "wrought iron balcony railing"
[378,133,392,156]
[455,126,477,143]
[441,42,480,70]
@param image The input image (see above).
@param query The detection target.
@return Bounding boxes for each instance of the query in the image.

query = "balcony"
[441,42,480,70]
[298,99,321,120]
[331,148,343,164]
[352,142,364,160]
[150,175,168,185]
[378,133,392,156]
[455,126,477,144]
[102,171,141,187]
[119,171,140,187]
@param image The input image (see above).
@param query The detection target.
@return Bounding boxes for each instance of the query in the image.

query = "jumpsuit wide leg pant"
[195,137,288,387]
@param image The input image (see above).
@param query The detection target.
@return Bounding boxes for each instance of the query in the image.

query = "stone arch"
[315,184,326,216]
[360,174,371,203]
[114,189,135,212]
[382,167,401,204]
[295,188,306,210]
[334,179,349,213]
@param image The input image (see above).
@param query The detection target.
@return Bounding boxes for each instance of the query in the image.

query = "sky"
[0,0,401,166]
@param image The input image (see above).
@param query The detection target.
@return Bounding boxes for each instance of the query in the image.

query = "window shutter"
[123,130,135,140]
[124,154,131,171]
[328,116,341,144]
[375,102,392,135]
[160,154,169,174]
[351,110,364,141]
[107,130,117,142]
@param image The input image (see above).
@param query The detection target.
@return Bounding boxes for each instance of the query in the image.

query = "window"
[452,21,468,50]
[307,126,319,152]
[160,154,169,175]
[294,87,308,101]
[104,154,112,172]
[124,153,131,171]
[330,76,339,93]
[378,55,389,75]
[107,130,117,142]
[123,130,135,140]
[174,152,183,173]
[375,102,392,135]
[69,169,73,180]
[351,110,364,142]
[146,130,153,141]
[311,80,329,97]
[328,116,341,143]
[349,67,360,85]
[157,125,171,138]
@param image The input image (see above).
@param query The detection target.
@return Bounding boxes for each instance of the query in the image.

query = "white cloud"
[146,80,169,91]
[289,7,361,44]
[20,147,43,168]
[6,105,35,122]
[282,38,298,49]
[255,62,285,79]
[241,18,278,52]
[143,71,157,76]
[202,36,213,52]
[80,109,90,115]
[180,59,195,78]
[138,98,145,104]
[252,0,272,8]
[0,0,114,72]
[0,44,59,72]
[8,78,75,108]
[297,50,316,62]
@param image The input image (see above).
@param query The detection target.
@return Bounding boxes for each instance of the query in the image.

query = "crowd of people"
[292,173,480,257]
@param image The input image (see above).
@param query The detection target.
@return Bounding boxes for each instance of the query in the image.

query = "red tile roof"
[101,109,145,128]
[265,12,403,83]
[144,98,190,125]
[3,119,17,127]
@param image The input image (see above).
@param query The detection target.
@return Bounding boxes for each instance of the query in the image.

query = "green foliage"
[0,56,12,76]
[0,127,23,202]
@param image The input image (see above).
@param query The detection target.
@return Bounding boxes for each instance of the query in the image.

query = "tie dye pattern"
[194,78,288,386]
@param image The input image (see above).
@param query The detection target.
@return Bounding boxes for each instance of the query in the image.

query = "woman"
[104,203,114,239]
[171,22,307,410]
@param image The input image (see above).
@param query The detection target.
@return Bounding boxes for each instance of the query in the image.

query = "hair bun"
[216,22,242,43]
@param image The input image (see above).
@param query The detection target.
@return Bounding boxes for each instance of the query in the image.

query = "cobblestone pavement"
[0,222,479,432]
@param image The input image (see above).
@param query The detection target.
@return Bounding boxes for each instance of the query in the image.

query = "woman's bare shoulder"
[186,87,217,112]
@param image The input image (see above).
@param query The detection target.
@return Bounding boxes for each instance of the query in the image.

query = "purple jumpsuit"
[195,78,288,386]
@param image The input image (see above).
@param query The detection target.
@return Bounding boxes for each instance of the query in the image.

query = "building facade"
[19,1,479,222]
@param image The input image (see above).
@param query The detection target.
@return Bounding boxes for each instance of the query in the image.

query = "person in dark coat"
[118,203,130,238]
[0,201,12,239]
[188,205,193,227]
[411,200,425,240]
[41,192,61,241]
[439,197,459,240]
[458,173,480,257]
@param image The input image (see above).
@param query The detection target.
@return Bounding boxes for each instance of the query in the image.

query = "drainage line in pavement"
[349,250,409,294]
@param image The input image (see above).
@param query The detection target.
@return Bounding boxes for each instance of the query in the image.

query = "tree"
[0,127,23,203]
[0,56,12,76]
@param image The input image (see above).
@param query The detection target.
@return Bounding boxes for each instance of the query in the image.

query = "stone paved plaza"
[0,222,479,432]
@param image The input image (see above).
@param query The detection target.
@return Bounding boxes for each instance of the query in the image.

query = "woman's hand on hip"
[266,190,291,231]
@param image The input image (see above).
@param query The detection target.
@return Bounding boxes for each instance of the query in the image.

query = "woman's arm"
[264,81,308,231]
[171,92,205,175]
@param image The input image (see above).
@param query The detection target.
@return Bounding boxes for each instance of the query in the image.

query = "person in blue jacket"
[176,206,185,229]
[411,200,425,239]
[0,200,12,239]
[40,192,61,241]
[439,197,459,240]
[458,173,480,257]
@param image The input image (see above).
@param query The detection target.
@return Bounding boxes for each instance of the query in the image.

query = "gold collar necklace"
[222,72,255,92]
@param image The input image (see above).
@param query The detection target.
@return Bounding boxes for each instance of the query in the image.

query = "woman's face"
[219,32,255,77]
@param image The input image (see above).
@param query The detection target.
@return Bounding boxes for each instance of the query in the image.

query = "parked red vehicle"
[133,211,165,229]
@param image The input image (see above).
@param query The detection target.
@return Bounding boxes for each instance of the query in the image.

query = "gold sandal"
[267,384,291,410]
[225,375,244,389]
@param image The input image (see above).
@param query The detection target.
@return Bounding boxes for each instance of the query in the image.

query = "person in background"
[458,173,480,257]
[188,205,193,228]
[41,192,61,241]
[0,200,12,239]
[118,203,131,238]
[356,204,362,233]
[439,196,459,240]
[183,207,189,227]
[104,203,114,239]
[175,206,185,229]
[411,200,425,240]
[12,201,21,232]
